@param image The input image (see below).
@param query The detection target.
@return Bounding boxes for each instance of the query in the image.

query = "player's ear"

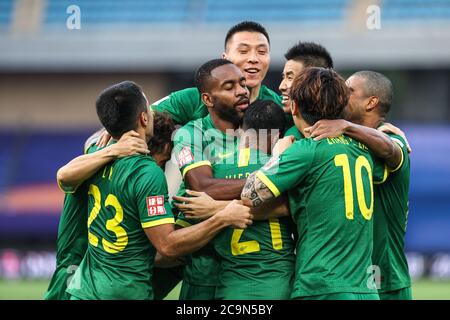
[366,96,379,112]
[140,111,148,127]
[222,51,227,59]
[201,93,214,109]
[291,101,299,116]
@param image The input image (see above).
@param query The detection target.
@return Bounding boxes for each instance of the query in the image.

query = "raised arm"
[305,119,402,170]
[57,131,149,191]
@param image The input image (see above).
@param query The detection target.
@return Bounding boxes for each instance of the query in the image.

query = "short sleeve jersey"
[67,153,174,300]
[372,134,411,292]
[257,135,388,298]
[212,147,295,300]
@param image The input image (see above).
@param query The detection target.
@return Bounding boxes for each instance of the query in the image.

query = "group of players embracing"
[45,21,412,301]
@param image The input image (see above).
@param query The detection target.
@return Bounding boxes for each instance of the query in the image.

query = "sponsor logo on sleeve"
[177,146,195,168]
[146,195,166,216]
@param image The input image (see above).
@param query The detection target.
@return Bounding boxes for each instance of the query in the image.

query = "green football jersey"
[212,147,295,300]
[44,144,99,300]
[44,183,88,300]
[285,125,305,141]
[258,135,388,298]
[172,114,238,288]
[66,153,175,300]
[152,86,283,125]
[373,134,411,293]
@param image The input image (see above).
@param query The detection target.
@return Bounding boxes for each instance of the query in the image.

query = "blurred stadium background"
[0,0,450,300]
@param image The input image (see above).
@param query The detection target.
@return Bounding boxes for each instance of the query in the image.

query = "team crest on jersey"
[178,146,194,167]
[146,195,166,216]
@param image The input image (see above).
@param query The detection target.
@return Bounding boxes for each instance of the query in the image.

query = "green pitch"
[0,279,449,300]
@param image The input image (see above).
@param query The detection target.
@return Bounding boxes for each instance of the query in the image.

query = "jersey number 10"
[334,154,374,220]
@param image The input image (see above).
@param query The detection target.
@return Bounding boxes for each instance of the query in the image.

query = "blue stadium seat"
[1,0,449,29]
[45,0,191,24]
[383,0,450,21]
[0,0,13,26]
[42,0,351,25]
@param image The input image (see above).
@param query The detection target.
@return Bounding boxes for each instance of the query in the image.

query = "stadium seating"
[0,0,13,26]
[45,0,193,24]
[39,0,450,25]
[1,0,449,27]
[383,0,450,20]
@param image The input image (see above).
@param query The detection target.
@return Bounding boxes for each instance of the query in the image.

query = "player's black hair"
[148,111,176,155]
[195,58,234,93]
[95,80,147,139]
[243,100,286,137]
[284,41,333,69]
[352,71,393,115]
[224,21,270,49]
[290,67,349,125]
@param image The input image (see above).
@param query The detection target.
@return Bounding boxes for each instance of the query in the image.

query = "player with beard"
[172,59,287,300]
[172,59,249,300]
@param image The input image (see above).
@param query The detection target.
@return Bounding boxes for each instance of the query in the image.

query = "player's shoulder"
[175,114,212,136]
[117,154,162,176]
[85,143,102,155]
[259,85,282,104]
[293,137,317,148]
[170,87,201,101]
[174,116,203,140]
[386,133,408,150]
[281,138,317,159]
[285,125,304,140]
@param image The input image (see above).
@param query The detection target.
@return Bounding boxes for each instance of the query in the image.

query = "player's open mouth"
[281,94,290,105]
[244,68,260,75]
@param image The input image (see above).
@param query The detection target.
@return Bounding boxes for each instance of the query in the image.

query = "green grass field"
[0,279,449,300]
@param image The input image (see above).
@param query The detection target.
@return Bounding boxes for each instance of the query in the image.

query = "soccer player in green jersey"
[44,130,152,300]
[151,21,281,126]
[174,101,294,300]
[44,183,88,300]
[51,113,180,300]
[61,80,251,300]
[279,42,334,139]
[172,59,250,300]
[305,71,412,300]
[242,67,393,300]
[172,59,289,300]
[203,101,296,299]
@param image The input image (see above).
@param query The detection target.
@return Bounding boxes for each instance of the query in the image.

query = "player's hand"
[96,130,112,148]
[272,135,295,158]
[304,119,349,141]
[110,130,149,158]
[378,123,412,153]
[173,190,225,220]
[216,200,253,229]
